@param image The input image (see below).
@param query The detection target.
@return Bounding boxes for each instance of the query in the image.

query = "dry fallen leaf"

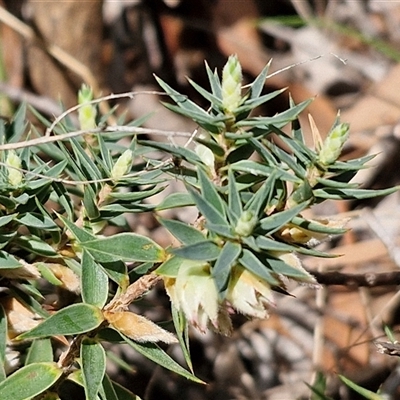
[103,310,178,344]
[0,297,40,339]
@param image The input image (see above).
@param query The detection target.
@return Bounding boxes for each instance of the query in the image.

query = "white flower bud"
[6,150,23,186]
[111,149,133,181]
[78,85,97,131]
[235,210,257,237]
[222,55,243,115]
[164,260,231,334]
[318,123,349,165]
[270,251,317,285]
[226,265,274,319]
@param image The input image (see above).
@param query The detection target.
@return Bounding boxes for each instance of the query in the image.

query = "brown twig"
[58,273,162,371]
[311,270,400,287]
[44,90,167,137]
[104,273,162,312]
[0,125,192,151]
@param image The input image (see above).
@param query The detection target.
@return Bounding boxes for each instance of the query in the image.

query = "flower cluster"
[154,55,397,334]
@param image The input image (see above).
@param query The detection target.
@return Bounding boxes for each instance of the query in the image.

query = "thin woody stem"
[0,125,192,151]
[104,273,162,312]
[311,270,400,287]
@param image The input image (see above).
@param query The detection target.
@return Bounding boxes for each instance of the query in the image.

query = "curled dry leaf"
[0,297,40,339]
[278,218,349,246]
[0,261,40,280]
[103,310,178,344]
[46,263,80,293]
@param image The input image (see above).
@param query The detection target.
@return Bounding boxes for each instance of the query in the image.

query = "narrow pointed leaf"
[249,60,271,99]
[81,339,106,400]
[268,124,315,162]
[160,102,225,133]
[188,77,223,108]
[236,99,313,127]
[101,261,129,289]
[108,186,163,201]
[70,138,102,180]
[264,140,306,177]
[58,140,86,173]
[0,214,16,228]
[0,362,62,400]
[329,154,376,170]
[26,339,53,364]
[245,172,277,217]
[290,180,314,204]
[155,255,184,277]
[158,218,205,245]
[187,185,228,227]
[259,202,309,234]
[306,384,333,400]
[239,249,280,285]
[198,168,226,216]
[256,236,298,252]
[256,236,334,258]
[291,216,347,234]
[83,184,100,220]
[9,285,49,319]
[315,177,359,189]
[172,240,221,261]
[194,137,225,157]
[52,182,74,220]
[57,214,96,242]
[291,114,304,145]
[228,168,242,222]
[241,236,260,252]
[265,254,315,281]
[226,143,255,164]
[205,223,236,239]
[97,133,113,171]
[16,213,58,231]
[82,251,109,308]
[122,333,204,384]
[248,137,279,166]
[0,305,6,365]
[205,61,222,98]
[100,203,154,215]
[102,373,142,400]
[0,251,21,269]
[33,267,59,287]
[239,87,286,111]
[8,102,27,143]
[156,192,194,210]
[231,160,286,184]
[313,186,400,200]
[224,131,253,140]
[138,140,203,165]
[15,237,58,257]
[213,241,242,295]
[17,303,104,340]
[154,75,210,117]
[101,374,119,400]
[306,370,333,400]
[171,306,193,373]
[339,375,384,400]
[81,233,165,263]
[111,379,143,400]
